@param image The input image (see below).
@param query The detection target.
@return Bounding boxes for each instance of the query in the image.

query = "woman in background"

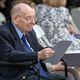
[36,0,80,51]
[0,0,6,25]
[36,0,80,79]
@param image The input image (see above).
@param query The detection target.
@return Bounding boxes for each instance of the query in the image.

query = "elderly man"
[0,3,65,80]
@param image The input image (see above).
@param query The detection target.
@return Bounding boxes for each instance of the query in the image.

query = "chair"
[62,59,80,80]
[54,59,80,80]
[54,68,80,80]
[67,68,80,80]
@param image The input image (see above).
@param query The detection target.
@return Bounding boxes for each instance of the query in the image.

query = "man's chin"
[24,29,32,33]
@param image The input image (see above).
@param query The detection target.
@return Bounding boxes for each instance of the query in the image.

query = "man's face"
[14,8,36,33]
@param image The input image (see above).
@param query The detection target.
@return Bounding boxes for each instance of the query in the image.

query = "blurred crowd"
[0,0,80,23]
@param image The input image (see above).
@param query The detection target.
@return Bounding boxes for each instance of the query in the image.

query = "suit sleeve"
[0,31,38,63]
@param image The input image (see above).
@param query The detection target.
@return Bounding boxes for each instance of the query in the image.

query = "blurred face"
[43,0,48,3]
[48,0,57,7]
[43,0,66,7]
[0,0,6,8]
[61,0,67,6]
[43,0,57,7]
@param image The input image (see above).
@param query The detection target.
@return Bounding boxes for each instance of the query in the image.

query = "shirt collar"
[12,22,23,39]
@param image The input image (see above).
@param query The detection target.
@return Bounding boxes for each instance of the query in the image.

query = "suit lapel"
[25,30,40,52]
[8,21,40,52]
[8,21,25,51]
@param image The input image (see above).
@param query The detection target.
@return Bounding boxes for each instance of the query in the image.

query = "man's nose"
[31,18,36,24]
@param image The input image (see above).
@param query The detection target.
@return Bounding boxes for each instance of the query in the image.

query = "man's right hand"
[38,48,55,60]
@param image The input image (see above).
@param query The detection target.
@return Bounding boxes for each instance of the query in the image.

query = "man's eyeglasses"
[18,15,37,23]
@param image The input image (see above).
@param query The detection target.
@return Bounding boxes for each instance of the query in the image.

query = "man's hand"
[51,61,64,71]
[38,48,55,60]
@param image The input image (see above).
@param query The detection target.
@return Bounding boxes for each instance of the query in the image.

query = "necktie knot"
[21,35,32,52]
[21,35,27,44]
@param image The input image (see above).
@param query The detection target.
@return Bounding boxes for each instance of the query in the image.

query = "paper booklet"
[44,41,72,64]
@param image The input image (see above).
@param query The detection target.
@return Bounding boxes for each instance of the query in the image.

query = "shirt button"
[22,76,26,79]
[30,66,33,68]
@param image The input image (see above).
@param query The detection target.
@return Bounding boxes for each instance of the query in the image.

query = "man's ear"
[12,15,19,24]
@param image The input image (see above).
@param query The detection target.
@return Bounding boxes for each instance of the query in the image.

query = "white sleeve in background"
[33,24,52,47]
[45,63,53,72]
[0,12,6,23]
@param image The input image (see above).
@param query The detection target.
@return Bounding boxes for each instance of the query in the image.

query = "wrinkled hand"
[52,61,64,71]
[67,24,77,34]
[38,48,55,60]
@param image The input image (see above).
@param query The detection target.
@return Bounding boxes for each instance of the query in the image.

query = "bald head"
[11,3,35,17]
[11,3,36,33]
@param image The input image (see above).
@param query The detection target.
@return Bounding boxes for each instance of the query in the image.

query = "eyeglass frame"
[17,15,37,23]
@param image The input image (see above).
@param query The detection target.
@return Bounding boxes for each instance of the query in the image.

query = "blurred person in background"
[0,0,14,21]
[0,0,6,8]
[36,0,80,51]
[35,0,80,79]
[0,0,6,25]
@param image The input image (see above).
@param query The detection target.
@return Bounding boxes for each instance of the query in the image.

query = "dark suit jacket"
[0,21,47,80]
